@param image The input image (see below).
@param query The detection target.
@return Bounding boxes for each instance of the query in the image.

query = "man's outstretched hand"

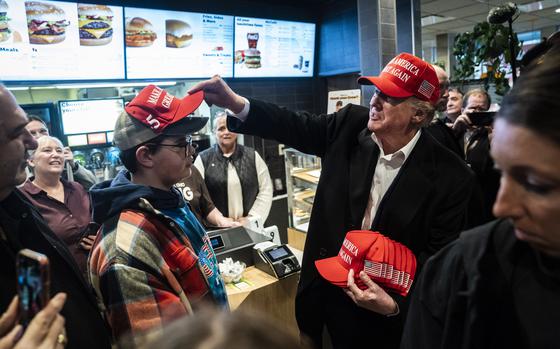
[188,75,246,114]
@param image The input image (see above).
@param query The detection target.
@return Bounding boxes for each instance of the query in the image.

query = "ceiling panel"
[421,0,560,46]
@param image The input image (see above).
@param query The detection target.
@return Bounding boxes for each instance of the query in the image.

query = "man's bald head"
[0,85,37,200]
[432,65,450,112]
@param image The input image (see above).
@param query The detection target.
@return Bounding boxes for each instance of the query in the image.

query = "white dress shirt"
[361,130,422,230]
[228,97,423,230]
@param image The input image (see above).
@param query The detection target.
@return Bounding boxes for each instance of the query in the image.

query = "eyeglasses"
[148,136,198,157]
[373,88,406,105]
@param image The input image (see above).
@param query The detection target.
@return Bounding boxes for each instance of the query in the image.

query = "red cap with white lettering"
[315,231,381,285]
[315,230,417,296]
[357,52,440,106]
[113,85,207,150]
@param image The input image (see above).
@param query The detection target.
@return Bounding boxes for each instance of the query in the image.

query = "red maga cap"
[125,85,204,132]
[358,53,440,106]
[315,230,417,296]
[113,85,207,151]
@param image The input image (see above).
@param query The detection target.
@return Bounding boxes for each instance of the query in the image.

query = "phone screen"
[16,249,50,327]
[468,111,496,127]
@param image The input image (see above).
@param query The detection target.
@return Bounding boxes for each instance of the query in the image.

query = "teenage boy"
[88,86,228,343]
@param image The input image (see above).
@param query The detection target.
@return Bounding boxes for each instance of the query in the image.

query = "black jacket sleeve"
[228,98,367,158]
[401,240,467,349]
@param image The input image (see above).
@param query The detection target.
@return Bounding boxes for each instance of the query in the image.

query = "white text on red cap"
[382,57,420,84]
[147,86,174,110]
[145,115,160,129]
[339,238,359,265]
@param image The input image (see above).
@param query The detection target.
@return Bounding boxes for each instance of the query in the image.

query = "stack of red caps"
[315,231,417,296]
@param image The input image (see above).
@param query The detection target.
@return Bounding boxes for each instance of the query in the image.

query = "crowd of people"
[0,32,559,349]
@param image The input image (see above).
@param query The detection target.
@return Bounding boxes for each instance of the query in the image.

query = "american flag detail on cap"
[364,260,413,294]
[418,80,435,100]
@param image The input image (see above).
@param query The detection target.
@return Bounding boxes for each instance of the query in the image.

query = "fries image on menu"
[25,1,70,44]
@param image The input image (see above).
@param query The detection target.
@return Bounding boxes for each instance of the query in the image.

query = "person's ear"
[27,156,35,168]
[411,109,426,126]
[135,145,155,169]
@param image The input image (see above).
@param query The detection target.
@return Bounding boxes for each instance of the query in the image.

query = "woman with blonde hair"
[19,136,96,275]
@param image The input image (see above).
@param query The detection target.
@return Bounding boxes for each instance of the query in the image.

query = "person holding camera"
[452,89,500,223]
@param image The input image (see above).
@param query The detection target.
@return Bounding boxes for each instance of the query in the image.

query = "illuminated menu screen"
[59,98,124,135]
[124,7,233,79]
[0,1,125,81]
[234,17,315,78]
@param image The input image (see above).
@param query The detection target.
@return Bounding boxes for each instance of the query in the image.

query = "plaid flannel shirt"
[89,198,218,342]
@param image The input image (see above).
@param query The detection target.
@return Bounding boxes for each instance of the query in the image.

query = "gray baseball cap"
[113,85,208,150]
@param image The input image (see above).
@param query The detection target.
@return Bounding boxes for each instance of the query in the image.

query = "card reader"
[253,244,301,279]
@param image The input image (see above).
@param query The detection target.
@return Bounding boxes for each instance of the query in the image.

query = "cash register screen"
[266,246,289,261]
[210,235,225,251]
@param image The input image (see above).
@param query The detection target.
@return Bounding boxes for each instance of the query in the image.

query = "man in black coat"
[0,85,111,349]
[189,53,476,349]
[425,66,464,159]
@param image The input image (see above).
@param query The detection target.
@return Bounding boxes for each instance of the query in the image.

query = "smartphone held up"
[467,111,496,127]
[16,249,50,327]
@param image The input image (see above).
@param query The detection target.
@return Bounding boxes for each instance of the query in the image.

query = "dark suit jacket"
[425,118,464,158]
[230,99,475,286]
[0,190,111,349]
[229,100,476,347]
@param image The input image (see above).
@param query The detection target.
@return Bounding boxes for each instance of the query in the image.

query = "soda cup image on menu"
[247,32,259,48]
[245,32,261,69]
[302,60,310,73]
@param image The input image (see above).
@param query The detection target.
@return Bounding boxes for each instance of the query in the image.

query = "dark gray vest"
[199,144,258,217]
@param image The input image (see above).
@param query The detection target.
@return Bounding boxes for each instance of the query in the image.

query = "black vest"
[199,144,258,217]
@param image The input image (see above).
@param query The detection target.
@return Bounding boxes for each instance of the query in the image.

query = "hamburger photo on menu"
[165,19,192,48]
[244,48,261,69]
[0,0,11,43]
[125,17,156,47]
[25,1,69,44]
[78,4,113,46]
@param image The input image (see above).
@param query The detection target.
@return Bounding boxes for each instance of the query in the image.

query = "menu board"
[59,98,124,135]
[0,1,125,81]
[234,17,315,78]
[124,7,233,79]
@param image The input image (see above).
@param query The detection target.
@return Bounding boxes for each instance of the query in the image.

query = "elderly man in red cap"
[189,53,475,349]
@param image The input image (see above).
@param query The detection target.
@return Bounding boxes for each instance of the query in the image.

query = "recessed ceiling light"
[421,15,456,27]
[519,0,560,13]
[555,7,560,13]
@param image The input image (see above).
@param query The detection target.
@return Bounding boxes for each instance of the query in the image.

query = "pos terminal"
[254,243,301,279]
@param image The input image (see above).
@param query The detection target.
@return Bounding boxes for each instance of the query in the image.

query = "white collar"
[371,129,421,164]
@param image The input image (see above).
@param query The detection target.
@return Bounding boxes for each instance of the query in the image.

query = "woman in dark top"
[19,136,95,275]
[401,50,560,348]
